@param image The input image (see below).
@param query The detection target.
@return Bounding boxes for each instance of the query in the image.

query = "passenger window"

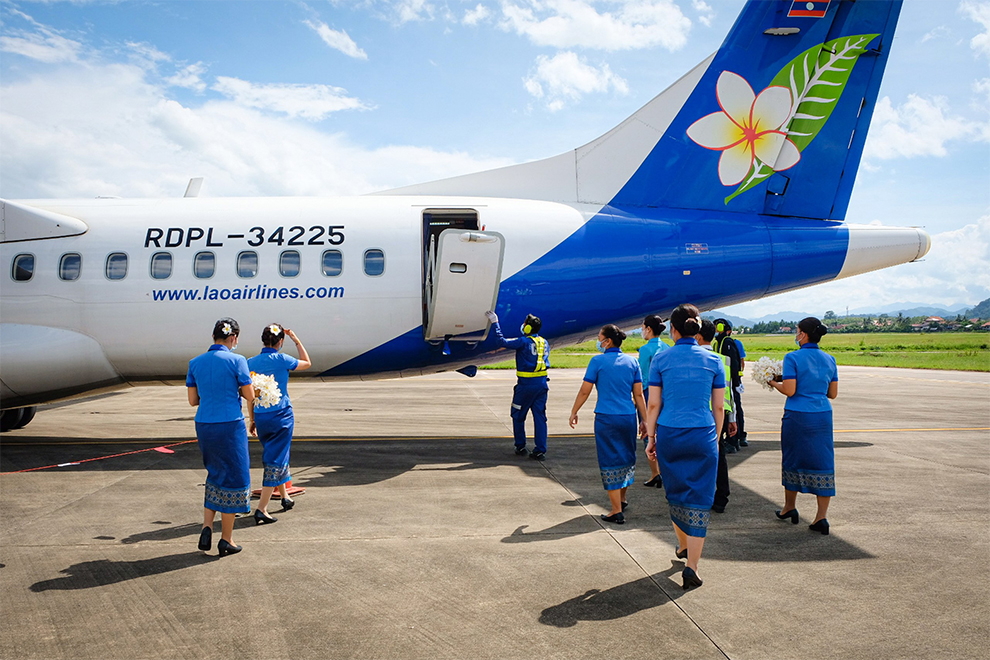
[237,251,258,278]
[11,254,35,281]
[59,253,82,281]
[150,252,172,280]
[279,250,300,278]
[364,249,385,277]
[194,252,215,279]
[106,252,128,280]
[322,250,343,277]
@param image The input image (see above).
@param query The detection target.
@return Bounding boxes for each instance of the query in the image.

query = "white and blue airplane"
[0,0,928,431]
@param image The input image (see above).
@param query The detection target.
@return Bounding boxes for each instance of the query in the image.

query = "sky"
[1,0,988,318]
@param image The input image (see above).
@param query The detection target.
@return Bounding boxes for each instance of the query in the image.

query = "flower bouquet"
[751,356,783,390]
[250,372,282,409]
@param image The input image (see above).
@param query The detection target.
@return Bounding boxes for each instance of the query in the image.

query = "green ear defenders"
[522,314,541,335]
[714,318,730,333]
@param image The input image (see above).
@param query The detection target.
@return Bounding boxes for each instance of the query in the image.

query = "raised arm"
[285,328,312,371]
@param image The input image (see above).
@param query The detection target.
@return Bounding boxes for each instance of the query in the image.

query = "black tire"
[12,406,35,429]
[0,409,25,432]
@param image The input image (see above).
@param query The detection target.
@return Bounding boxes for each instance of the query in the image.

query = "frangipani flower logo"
[687,71,799,187]
[685,33,881,204]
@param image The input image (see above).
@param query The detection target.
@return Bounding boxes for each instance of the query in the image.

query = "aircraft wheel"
[0,408,25,432]
[12,406,36,429]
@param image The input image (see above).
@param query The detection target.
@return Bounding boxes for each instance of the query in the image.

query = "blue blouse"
[782,343,838,413]
[246,348,299,415]
[583,348,642,415]
[648,338,726,428]
[186,344,253,424]
[637,337,668,380]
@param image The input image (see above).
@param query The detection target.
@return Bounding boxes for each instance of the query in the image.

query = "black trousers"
[715,412,731,509]
[732,386,746,441]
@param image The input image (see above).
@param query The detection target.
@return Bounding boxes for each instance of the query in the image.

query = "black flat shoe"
[809,519,830,535]
[621,501,628,511]
[775,509,799,524]
[711,504,725,513]
[198,526,212,552]
[217,539,242,557]
[643,475,662,488]
[281,497,295,510]
[254,510,277,525]
[675,547,688,560]
[600,512,625,524]
[738,438,749,447]
[514,446,528,456]
[682,567,703,590]
[530,451,545,461]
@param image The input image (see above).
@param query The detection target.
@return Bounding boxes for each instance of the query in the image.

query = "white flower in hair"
[269,324,281,335]
[222,322,232,336]
[250,372,282,409]
[751,356,784,390]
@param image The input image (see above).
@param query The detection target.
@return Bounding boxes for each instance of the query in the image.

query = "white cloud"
[304,20,368,60]
[523,51,628,111]
[959,0,990,59]
[723,217,990,318]
[166,62,208,92]
[126,41,171,64]
[0,57,512,200]
[920,25,950,43]
[396,0,435,23]
[464,4,492,25]
[864,95,978,160]
[499,0,692,51]
[212,76,373,120]
[0,28,82,64]
[691,0,713,28]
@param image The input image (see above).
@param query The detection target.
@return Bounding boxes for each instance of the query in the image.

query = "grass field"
[482,332,990,372]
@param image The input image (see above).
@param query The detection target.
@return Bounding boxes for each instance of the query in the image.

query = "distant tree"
[824,310,836,322]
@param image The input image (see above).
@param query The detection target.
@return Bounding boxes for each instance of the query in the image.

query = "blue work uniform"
[584,348,642,490]
[492,322,550,454]
[780,343,839,496]
[186,344,253,513]
[648,338,725,537]
[247,348,300,488]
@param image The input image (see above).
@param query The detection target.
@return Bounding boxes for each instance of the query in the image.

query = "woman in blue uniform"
[638,314,668,488]
[768,317,838,535]
[187,318,254,557]
[569,325,648,525]
[247,324,312,524]
[646,304,724,589]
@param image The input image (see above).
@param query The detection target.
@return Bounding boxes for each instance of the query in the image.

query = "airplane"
[0,0,928,432]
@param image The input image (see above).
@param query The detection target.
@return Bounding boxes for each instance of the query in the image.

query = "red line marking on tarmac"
[0,439,196,474]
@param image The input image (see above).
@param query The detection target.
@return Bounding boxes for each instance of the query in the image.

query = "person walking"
[247,324,312,524]
[569,325,648,524]
[486,310,550,460]
[696,320,736,513]
[646,304,725,589]
[186,318,254,557]
[714,319,747,450]
[638,314,668,488]
[768,317,838,535]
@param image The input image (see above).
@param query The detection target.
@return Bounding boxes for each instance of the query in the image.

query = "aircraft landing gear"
[0,406,36,432]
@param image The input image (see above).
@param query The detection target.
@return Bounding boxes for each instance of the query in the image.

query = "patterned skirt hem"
[600,464,635,491]
[204,481,251,514]
[669,501,711,538]
[262,464,291,488]
[782,469,836,496]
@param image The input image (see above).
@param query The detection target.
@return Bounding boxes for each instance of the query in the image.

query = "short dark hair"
[670,303,701,337]
[262,323,285,347]
[798,317,829,343]
[213,317,240,341]
[699,318,717,342]
[643,314,666,336]
[601,323,627,347]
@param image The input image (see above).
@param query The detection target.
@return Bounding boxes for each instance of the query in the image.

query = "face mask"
[520,324,527,335]
[795,336,801,347]
[596,340,606,353]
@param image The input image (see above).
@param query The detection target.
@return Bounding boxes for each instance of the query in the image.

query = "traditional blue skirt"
[656,424,717,537]
[780,409,836,496]
[196,420,251,514]
[594,413,637,491]
[255,406,294,488]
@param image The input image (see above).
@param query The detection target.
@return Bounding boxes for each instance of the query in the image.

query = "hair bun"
[819,324,829,336]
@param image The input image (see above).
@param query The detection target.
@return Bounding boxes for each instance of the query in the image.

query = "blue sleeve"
[736,341,746,358]
[583,356,600,384]
[712,355,726,389]
[632,359,642,384]
[648,353,663,388]
[234,356,252,386]
[492,322,527,350]
[281,353,300,371]
[782,352,797,380]
[185,359,196,387]
[830,355,839,382]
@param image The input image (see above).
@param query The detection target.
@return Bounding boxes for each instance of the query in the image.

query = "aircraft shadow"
[29,551,212,592]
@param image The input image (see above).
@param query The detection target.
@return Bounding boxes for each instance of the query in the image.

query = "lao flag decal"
[788,1,830,18]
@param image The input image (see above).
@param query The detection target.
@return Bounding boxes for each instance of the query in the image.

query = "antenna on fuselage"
[184,178,204,198]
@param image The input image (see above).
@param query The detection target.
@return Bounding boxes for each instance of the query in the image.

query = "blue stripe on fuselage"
[324,210,848,377]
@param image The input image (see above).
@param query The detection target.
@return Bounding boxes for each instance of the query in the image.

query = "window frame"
[193,251,216,280]
[58,252,83,282]
[279,249,301,278]
[150,251,173,280]
[10,253,36,282]
[236,250,259,279]
[321,249,343,277]
[105,252,129,281]
[363,248,385,277]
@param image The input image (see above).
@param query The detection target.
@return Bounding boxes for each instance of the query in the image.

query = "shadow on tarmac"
[29,552,212,591]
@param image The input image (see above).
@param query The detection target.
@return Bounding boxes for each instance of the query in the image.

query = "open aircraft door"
[424,228,505,342]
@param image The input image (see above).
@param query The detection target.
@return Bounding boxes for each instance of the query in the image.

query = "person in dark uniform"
[697,320,736,513]
[186,318,254,557]
[713,319,746,452]
[486,310,550,460]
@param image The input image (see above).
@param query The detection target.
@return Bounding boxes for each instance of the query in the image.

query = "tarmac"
[1,365,988,660]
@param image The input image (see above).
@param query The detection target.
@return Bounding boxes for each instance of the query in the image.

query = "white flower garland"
[250,372,282,409]
[751,356,783,390]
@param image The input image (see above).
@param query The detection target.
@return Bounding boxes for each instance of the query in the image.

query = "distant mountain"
[847,302,971,316]
[964,298,990,319]
[701,311,755,328]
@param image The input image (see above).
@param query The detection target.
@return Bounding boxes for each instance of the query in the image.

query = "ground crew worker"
[713,318,744,452]
[698,320,736,513]
[486,310,550,460]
